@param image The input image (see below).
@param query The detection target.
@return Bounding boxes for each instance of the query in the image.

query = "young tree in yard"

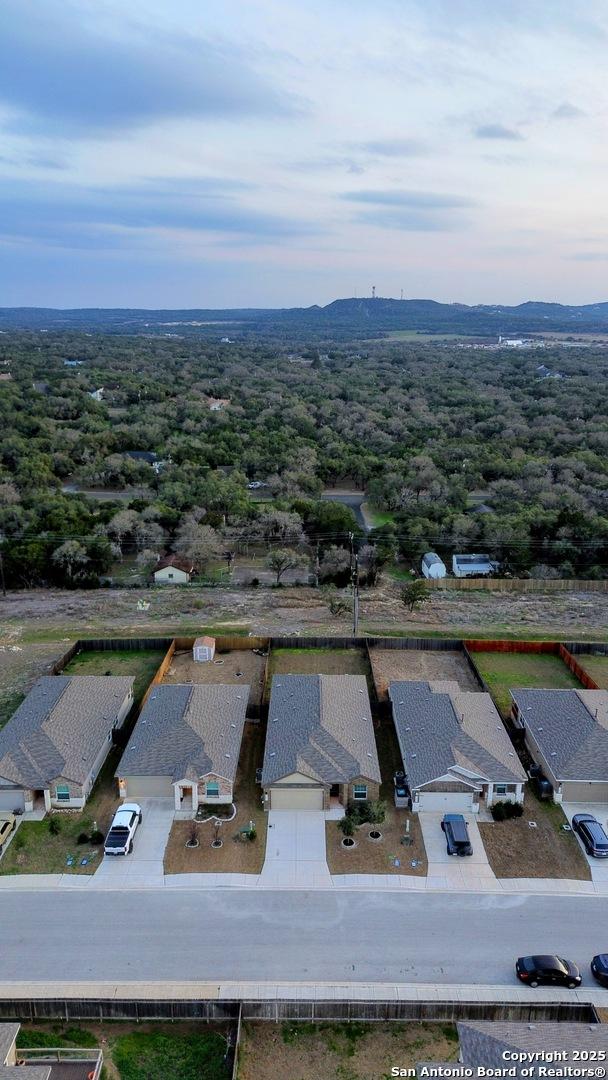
[400,579,431,613]
[319,544,351,583]
[321,585,352,618]
[266,548,306,584]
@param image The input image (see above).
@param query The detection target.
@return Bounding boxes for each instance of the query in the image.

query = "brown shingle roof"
[154,554,195,574]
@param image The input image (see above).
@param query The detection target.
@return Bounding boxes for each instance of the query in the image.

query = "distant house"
[153,554,196,584]
[89,387,104,401]
[193,636,215,663]
[418,1022,608,1078]
[63,358,84,367]
[452,553,497,577]
[511,688,608,803]
[116,684,248,811]
[421,552,446,579]
[0,675,134,813]
[206,397,230,411]
[262,674,381,811]
[0,372,13,382]
[389,681,526,813]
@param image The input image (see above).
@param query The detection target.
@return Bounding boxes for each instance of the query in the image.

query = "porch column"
[43,789,51,812]
[173,784,181,812]
[192,784,199,813]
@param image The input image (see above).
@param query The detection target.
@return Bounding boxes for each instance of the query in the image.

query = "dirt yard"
[237,1021,459,1080]
[4,581,608,643]
[478,793,591,880]
[325,806,427,875]
[164,722,267,875]
[0,639,69,727]
[370,647,480,700]
[163,647,267,711]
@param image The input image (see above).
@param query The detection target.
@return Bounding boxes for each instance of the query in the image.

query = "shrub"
[491,800,523,821]
[250,577,260,588]
[368,799,387,825]
[48,816,61,836]
[346,799,371,826]
[90,830,104,845]
[76,832,90,845]
[338,815,355,837]
[491,802,506,822]
[247,826,257,842]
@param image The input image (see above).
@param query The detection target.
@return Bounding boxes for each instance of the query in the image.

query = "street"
[3,888,608,989]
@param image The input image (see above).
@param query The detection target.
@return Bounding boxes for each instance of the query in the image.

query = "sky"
[1,0,608,308]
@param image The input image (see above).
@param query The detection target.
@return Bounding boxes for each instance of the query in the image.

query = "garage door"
[270,787,324,811]
[563,782,608,803]
[418,791,475,812]
[122,775,174,798]
[0,788,25,812]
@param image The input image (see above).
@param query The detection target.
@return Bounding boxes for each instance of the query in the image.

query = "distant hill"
[2,296,608,339]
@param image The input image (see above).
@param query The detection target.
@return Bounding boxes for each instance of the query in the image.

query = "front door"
[329,783,340,798]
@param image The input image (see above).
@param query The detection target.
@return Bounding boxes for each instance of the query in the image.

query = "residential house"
[0,675,134,813]
[0,1021,102,1077]
[116,683,249,811]
[193,636,216,662]
[88,387,104,401]
[421,552,446,579]
[153,554,196,584]
[452,553,497,577]
[418,1022,608,1077]
[511,687,608,802]
[389,680,526,813]
[261,674,381,811]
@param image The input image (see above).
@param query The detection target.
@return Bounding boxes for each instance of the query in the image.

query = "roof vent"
[225,753,231,758]
[269,751,276,757]
[272,718,278,723]
[367,752,373,757]
[411,753,417,758]
[358,689,364,694]
[230,723,236,728]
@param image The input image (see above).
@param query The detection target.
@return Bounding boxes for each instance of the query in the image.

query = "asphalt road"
[3,889,608,987]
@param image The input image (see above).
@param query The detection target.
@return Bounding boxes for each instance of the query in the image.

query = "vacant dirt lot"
[238,1021,459,1080]
[3,581,608,642]
[164,647,267,711]
[370,647,480,700]
[478,793,591,880]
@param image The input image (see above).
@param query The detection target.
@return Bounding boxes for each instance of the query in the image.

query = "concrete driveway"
[418,812,496,888]
[94,798,175,887]
[260,811,330,887]
[562,802,608,883]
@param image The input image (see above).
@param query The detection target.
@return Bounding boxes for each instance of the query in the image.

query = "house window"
[495,785,507,795]
[168,572,174,579]
[55,785,70,801]
[206,782,220,799]
[353,784,367,800]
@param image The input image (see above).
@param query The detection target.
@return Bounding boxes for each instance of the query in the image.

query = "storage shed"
[193,636,216,663]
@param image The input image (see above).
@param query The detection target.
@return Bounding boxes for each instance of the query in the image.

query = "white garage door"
[270,787,324,811]
[418,791,475,812]
[0,789,25,812]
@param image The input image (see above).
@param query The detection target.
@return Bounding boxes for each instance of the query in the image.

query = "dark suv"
[572,813,608,858]
[441,813,473,856]
[516,955,581,989]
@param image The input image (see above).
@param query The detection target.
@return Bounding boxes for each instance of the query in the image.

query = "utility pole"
[313,541,320,589]
[0,534,5,598]
[349,532,360,637]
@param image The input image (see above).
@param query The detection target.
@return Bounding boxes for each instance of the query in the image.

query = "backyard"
[470,650,581,716]
[0,638,69,728]
[478,792,591,880]
[237,1020,459,1080]
[369,646,480,701]
[164,721,267,875]
[266,647,370,701]
[63,647,166,706]
[163,645,267,711]
[576,653,608,689]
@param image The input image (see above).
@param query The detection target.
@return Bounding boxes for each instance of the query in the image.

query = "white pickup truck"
[104,803,142,856]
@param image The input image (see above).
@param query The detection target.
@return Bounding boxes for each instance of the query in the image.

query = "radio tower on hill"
[371,285,376,299]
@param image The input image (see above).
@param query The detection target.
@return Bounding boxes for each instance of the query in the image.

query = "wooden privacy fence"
[426,576,608,592]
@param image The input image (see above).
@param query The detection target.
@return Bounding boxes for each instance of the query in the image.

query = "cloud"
[339,188,475,231]
[353,138,428,157]
[552,102,586,120]
[0,1,296,135]
[566,252,608,262]
[474,123,524,140]
[0,177,318,250]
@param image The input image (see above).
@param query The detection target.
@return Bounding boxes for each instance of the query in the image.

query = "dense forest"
[1,328,608,588]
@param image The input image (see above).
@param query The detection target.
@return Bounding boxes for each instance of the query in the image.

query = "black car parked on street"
[515,955,582,989]
[591,954,608,987]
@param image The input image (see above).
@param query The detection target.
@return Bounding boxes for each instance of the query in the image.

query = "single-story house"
[261,674,381,811]
[511,687,608,802]
[421,552,446,579]
[193,636,216,662]
[116,683,249,811]
[0,1020,102,1077]
[153,554,196,584]
[0,675,134,813]
[418,1022,608,1079]
[452,553,497,577]
[389,680,526,813]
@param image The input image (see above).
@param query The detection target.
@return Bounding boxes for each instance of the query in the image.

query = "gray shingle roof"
[117,683,249,783]
[0,676,134,789]
[0,1069,51,1079]
[458,1022,608,1066]
[389,681,526,790]
[0,1024,19,1066]
[511,687,608,781]
[262,674,380,786]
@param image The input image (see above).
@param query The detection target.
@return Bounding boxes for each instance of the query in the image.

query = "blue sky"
[1,0,608,307]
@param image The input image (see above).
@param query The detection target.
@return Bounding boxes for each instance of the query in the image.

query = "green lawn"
[385,565,414,582]
[112,1030,230,1080]
[63,647,166,706]
[361,502,396,528]
[575,654,608,689]
[470,651,581,715]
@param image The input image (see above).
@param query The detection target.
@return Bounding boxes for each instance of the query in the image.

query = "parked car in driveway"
[515,955,582,988]
[0,812,16,854]
[572,813,608,858]
[591,955,608,987]
[104,803,142,856]
[441,813,473,856]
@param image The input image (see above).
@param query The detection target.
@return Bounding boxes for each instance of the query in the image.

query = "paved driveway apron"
[418,812,496,889]
[95,798,175,887]
[260,811,331,887]
[563,802,608,884]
